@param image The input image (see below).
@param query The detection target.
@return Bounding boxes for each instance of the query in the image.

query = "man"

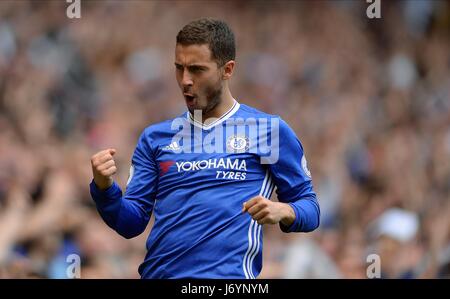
[90,18,320,279]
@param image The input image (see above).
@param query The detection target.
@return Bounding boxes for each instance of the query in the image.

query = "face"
[175,44,224,115]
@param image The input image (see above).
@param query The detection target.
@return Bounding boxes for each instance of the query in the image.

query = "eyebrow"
[174,62,209,69]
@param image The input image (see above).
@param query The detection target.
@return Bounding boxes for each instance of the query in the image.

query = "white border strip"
[242,170,268,279]
[248,178,274,278]
[243,170,273,279]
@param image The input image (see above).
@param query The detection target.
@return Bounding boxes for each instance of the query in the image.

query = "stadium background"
[0,0,449,278]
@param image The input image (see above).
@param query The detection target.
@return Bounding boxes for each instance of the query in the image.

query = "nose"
[181,70,193,87]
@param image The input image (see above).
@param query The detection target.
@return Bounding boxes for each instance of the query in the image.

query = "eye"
[175,64,183,71]
[189,66,205,73]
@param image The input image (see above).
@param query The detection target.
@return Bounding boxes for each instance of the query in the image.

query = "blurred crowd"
[0,0,449,278]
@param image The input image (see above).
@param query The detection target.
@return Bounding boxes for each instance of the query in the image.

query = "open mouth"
[184,94,196,107]
[184,94,195,102]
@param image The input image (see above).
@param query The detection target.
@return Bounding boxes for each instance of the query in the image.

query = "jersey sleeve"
[268,118,320,233]
[90,128,159,239]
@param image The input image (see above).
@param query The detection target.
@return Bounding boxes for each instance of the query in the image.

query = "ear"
[222,60,235,80]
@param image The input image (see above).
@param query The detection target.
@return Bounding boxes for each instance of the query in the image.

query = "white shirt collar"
[187,99,240,130]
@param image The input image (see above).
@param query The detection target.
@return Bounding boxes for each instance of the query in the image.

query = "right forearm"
[90,180,149,239]
[90,180,123,228]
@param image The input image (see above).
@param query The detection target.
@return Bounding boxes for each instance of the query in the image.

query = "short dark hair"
[176,18,236,67]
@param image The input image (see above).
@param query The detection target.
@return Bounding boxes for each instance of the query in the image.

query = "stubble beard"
[189,82,223,119]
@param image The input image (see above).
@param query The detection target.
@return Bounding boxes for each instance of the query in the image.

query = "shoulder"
[237,103,292,132]
[237,103,278,120]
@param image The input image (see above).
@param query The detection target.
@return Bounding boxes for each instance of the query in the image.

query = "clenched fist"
[91,148,117,190]
[242,195,295,226]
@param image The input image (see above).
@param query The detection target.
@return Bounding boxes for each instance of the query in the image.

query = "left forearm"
[287,197,320,232]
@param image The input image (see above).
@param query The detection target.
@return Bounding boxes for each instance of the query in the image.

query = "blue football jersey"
[90,101,320,279]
